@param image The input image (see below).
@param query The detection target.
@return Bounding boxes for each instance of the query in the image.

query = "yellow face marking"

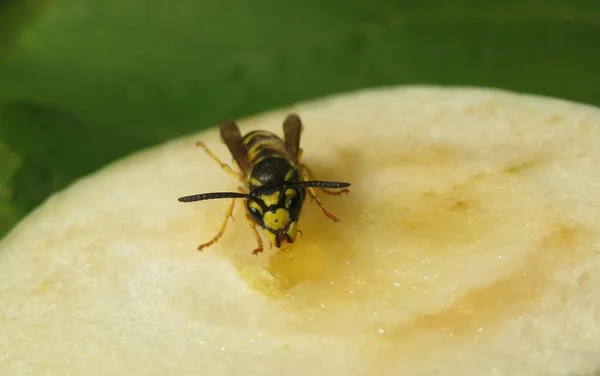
[263,220,298,248]
[249,177,262,187]
[248,201,263,215]
[284,169,295,182]
[261,191,280,207]
[263,208,289,231]
[285,221,298,242]
[264,231,278,248]
[284,189,296,208]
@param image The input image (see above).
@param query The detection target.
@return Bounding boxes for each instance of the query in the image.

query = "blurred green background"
[0,0,599,239]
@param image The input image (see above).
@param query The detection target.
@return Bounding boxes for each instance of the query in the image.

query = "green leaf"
[0,140,21,235]
[0,0,45,57]
[0,0,599,239]
[0,101,141,218]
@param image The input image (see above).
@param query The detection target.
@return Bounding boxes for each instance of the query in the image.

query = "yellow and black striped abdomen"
[242,130,288,166]
[242,130,300,190]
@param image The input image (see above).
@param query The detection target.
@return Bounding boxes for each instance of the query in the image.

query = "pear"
[1,87,599,375]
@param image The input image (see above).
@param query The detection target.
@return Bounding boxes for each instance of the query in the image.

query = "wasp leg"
[305,186,341,222]
[300,168,341,223]
[244,211,264,255]
[197,198,236,251]
[301,163,350,196]
[196,141,244,181]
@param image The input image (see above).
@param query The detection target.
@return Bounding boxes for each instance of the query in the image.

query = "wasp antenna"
[288,181,351,189]
[178,192,248,203]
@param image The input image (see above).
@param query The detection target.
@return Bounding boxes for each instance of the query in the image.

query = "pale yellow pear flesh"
[1,87,600,375]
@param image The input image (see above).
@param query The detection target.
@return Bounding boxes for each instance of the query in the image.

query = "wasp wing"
[283,114,302,163]
[219,120,251,175]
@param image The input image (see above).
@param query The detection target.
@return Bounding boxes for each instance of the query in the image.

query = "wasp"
[178,114,351,255]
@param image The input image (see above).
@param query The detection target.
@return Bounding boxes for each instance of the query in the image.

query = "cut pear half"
[1,86,600,376]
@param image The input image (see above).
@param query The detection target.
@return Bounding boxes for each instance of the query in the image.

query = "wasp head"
[247,186,304,248]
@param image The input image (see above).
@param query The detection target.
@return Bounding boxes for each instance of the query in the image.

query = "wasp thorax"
[246,186,304,248]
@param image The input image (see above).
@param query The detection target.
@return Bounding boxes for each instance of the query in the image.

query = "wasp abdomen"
[243,130,288,164]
